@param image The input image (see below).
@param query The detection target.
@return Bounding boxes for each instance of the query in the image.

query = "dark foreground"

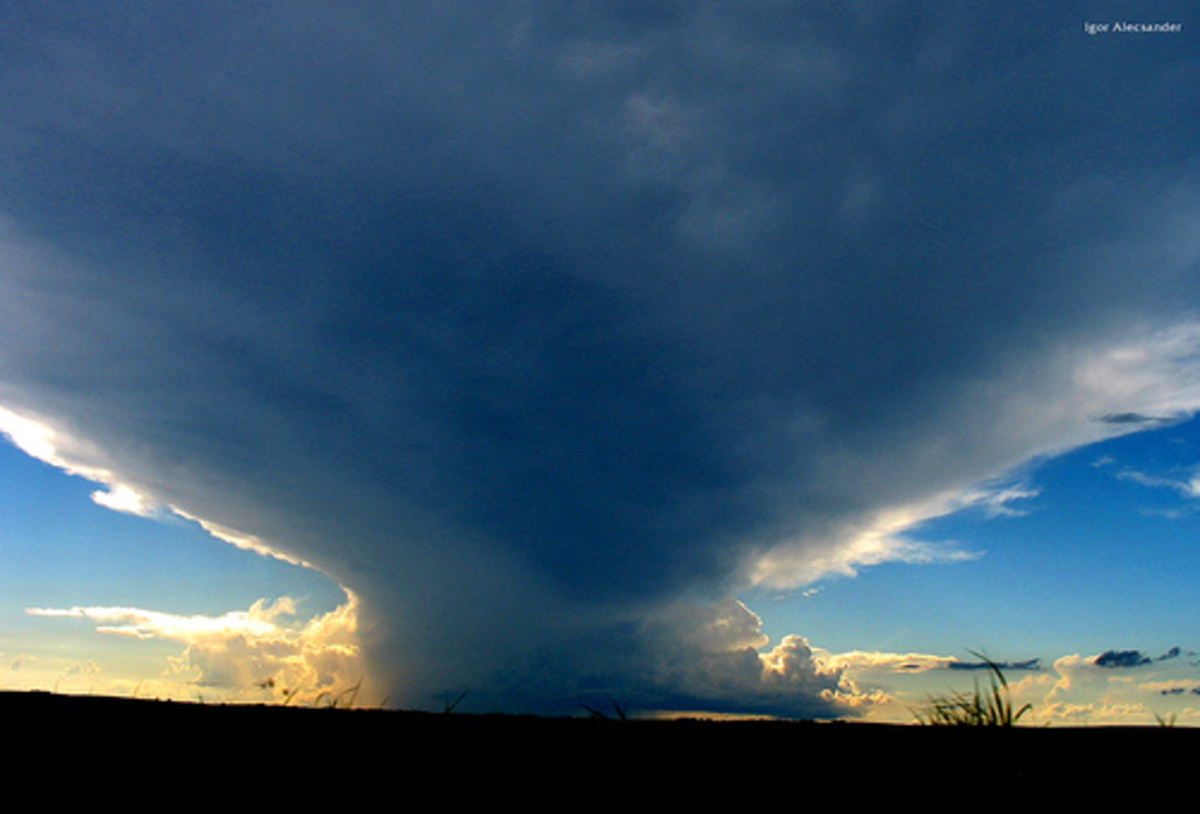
[4,690,1192,795]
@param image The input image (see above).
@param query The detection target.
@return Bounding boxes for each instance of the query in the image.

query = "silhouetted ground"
[4,690,1192,795]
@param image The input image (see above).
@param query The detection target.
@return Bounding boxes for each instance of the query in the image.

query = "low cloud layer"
[2,4,1199,715]
[25,598,361,703]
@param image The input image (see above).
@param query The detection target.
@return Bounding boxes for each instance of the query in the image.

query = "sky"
[0,2,1198,724]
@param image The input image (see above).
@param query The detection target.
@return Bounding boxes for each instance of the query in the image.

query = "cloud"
[808,644,1196,726]
[1098,412,1178,427]
[1,4,1200,715]
[824,650,1041,676]
[606,598,858,718]
[947,657,1041,672]
[1116,467,1200,500]
[964,481,1043,519]
[1093,647,1184,669]
[1041,646,1200,724]
[0,407,156,517]
[824,651,958,674]
[28,602,290,641]
[27,597,364,703]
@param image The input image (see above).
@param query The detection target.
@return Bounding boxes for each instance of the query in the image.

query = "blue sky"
[1,3,1198,723]
[0,438,344,620]
[751,413,1200,655]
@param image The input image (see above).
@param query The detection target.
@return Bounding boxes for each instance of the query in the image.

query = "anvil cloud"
[1,3,1198,716]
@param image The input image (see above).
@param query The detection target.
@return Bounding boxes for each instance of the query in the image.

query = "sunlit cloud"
[89,483,156,517]
[0,405,313,564]
[813,646,1199,727]
[1145,680,1200,697]
[1037,647,1200,726]
[631,599,871,718]
[748,496,988,590]
[26,596,366,704]
[0,407,164,520]
[170,510,313,568]
[0,407,134,502]
[28,603,286,640]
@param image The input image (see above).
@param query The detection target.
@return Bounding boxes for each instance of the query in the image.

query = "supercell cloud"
[1,3,1199,715]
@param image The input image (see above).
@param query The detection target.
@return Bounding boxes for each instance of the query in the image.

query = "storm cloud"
[1094,647,1183,669]
[2,3,1199,715]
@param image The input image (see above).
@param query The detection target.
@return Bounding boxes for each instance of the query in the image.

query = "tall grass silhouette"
[914,651,1032,726]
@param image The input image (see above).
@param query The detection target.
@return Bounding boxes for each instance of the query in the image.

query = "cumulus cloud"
[629,598,856,718]
[1,3,1199,715]
[27,597,364,703]
[1040,646,1199,725]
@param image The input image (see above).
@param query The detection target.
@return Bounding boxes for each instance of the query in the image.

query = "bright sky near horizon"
[1,3,1198,724]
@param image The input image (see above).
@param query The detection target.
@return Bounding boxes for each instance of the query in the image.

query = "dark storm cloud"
[2,2,1200,714]
[948,658,1041,672]
[1094,647,1185,669]
[1094,650,1153,669]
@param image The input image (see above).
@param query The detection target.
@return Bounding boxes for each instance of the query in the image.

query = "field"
[5,689,1193,794]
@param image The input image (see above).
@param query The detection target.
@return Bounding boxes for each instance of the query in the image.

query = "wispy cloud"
[946,657,1042,672]
[28,602,289,640]
[1115,467,1200,500]
[966,482,1042,519]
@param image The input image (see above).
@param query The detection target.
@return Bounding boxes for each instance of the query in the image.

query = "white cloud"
[965,481,1042,519]
[804,646,1200,726]
[760,635,847,696]
[0,405,316,565]
[746,321,1200,591]
[90,483,156,517]
[748,496,986,590]
[633,598,858,717]
[1116,467,1200,499]
[0,407,126,494]
[27,602,286,640]
[170,510,313,567]
[26,595,367,705]
[821,650,959,674]
[1034,650,1200,726]
[0,407,160,518]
